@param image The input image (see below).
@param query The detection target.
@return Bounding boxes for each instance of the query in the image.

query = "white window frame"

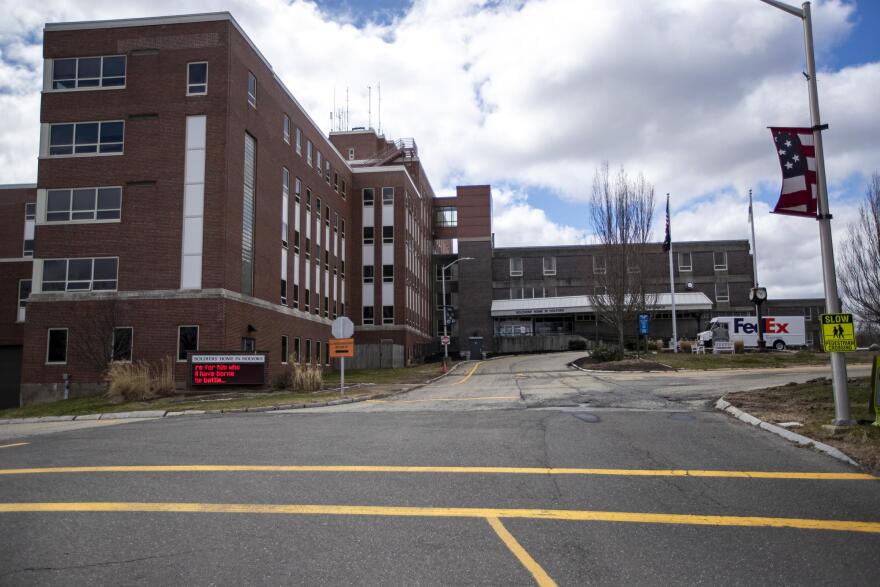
[281,335,289,364]
[383,305,394,324]
[593,256,606,275]
[47,120,124,158]
[804,306,812,321]
[348,147,355,160]
[382,187,394,206]
[282,114,291,144]
[41,257,119,292]
[46,328,69,365]
[17,279,31,323]
[295,128,302,155]
[363,306,375,325]
[111,326,134,363]
[247,71,257,107]
[542,256,556,276]
[177,325,199,363]
[43,186,122,224]
[714,251,728,271]
[306,140,313,166]
[50,55,126,91]
[509,257,523,277]
[186,62,208,96]
[678,252,692,272]
[715,282,730,303]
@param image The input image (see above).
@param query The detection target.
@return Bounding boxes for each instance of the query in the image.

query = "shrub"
[680,340,693,353]
[291,362,323,392]
[105,356,174,403]
[591,342,623,362]
[733,340,745,354]
[653,339,665,351]
[568,339,587,351]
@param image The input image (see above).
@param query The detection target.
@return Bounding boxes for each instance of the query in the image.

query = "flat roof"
[491,293,714,317]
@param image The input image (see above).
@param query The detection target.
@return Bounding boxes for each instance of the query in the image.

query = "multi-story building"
[0,12,826,407]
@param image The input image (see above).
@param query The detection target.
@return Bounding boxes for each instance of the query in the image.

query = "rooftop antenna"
[368,85,372,129]
[346,87,349,131]
[378,81,381,135]
[332,87,337,131]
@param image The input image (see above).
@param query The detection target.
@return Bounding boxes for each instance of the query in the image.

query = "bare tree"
[68,299,120,380]
[588,162,657,351]
[840,172,880,328]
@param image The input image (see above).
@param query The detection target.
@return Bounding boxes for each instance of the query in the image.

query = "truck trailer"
[697,316,806,350]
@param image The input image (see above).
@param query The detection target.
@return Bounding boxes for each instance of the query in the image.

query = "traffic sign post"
[331,317,355,396]
[819,313,857,353]
[441,335,450,346]
[638,313,650,358]
[871,356,880,427]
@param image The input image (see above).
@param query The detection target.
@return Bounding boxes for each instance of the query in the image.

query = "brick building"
[0,12,826,407]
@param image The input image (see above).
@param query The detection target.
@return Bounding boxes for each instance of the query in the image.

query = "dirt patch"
[726,377,880,474]
[573,357,675,372]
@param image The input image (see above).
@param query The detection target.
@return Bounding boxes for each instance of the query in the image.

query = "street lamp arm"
[758,0,804,18]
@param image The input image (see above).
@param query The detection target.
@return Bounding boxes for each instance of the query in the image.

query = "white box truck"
[697,316,806,350]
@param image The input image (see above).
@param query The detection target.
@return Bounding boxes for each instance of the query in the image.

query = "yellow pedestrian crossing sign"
[820,313,857,352]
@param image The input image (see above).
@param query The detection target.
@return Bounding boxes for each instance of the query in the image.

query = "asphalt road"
[1,353,877,586]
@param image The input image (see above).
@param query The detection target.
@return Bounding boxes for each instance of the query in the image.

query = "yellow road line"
[366,396,519,404]
[487,517,558,587]
[0,502,878,534]
[0,465,873,480]
[0,442,29,450]
[450,361,482,385]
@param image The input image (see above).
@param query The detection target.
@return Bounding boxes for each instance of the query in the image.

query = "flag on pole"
[662,194,671,252]
[769,127,817,218]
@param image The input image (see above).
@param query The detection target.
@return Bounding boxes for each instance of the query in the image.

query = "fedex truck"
[697,316,806,350]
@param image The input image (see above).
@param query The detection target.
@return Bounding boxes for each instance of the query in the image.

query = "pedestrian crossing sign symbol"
[819,313,856,352]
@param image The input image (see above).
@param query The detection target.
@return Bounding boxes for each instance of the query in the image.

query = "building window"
[509,257,523,277]
[293,283,299,305]
[325,160,331,183]
[46,328,68,364]
[341,179,346,199]
[382,226,394,244]
[304,288,310,311]
[543,257,556,276]
[804,306,812,321]
[334,173,338,192]
[241,337,256,352]
[340,260,345,278]
[434,207,457,227]
[46,187,122,222]
[52,55,125,89]
[436,265,453,281]
[383,305,394,324]
[177,325,199,361]
[341,219,346,238]
[293,337,300,362]
[316,151,322,173]
[594,285,607,295]
[348,147,355,160]
[17,279,31,322]
[282,115,291,144]
[247,71,257,107]
[281,335,289,364]
[325,205,330,228]
[281,279,288,305]
[715,282,730,303]
[242,133,257,296]
[49,121,124,156]
[294,177,302,202]
[324,250,330,272]
[295,128,302,155]
[112,327,133,362]
[315,341,322,366]
[187,62,208,95]
[363,227,374,245]
[383,264,394,283]
[363,306,375,325]
[294,230,301,254]
[679,252,692,272]
[305,238,311,260]
[305,189,312,212]
[382,187,394,206]
[324,296,329,318]
[42,257,118,292]
[363,188,375,207]
[306,140,313,166]
[23,203,35,257]
[593,256,606,275]
[714,251,728,271]
[305,339,312,364]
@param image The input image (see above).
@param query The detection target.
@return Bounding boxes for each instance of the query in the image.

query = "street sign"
[819,313,857,352]
[190,354,266,386]
[638,313,650,336]
[441,335,450,346]
[331,316,354,339]
[329,338,354,358]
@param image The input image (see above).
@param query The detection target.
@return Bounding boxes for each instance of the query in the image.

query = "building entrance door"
[0,346,22,409]
[468,337,483,360]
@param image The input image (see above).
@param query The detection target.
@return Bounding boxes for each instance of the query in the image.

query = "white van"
[697,316,806,350]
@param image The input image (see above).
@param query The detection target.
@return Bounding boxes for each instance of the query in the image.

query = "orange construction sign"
[329,338,354,358]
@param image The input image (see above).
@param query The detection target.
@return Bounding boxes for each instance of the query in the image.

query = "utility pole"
[759,0,852,425]
[441,257,473,369]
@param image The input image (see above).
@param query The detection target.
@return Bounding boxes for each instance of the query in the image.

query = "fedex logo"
[732,318,790,334]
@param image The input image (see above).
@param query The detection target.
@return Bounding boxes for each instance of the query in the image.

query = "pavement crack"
[1,550,198,577]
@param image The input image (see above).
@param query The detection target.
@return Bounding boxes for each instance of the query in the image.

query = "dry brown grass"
[733,340,745,354]
[679,340,693,353]
[104,356,174,403]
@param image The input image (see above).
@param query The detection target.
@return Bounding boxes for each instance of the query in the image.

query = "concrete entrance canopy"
[490,293,713,317]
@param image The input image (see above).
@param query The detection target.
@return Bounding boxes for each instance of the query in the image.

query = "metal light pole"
[441,257,473,369]
[759,0,852,425]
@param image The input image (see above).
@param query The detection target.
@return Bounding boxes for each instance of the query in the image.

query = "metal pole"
[340,357,345,397]
[749,190,767,351]
[667,241,678,353]
[801,2,851,425]
[442,267,449,366]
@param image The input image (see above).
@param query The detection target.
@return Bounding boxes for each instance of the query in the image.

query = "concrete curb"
[0,363,467,424]
[715,398,859,467]
[567,361,675,374]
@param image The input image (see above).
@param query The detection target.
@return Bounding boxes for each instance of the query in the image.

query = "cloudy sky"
[1,0,878,299]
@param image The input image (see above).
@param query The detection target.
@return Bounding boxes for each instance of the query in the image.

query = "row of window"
[362,305,395,325]
[362,187,395,207]
[678,251,728,272]
[363,226,394,245]
[49,121,124,156]
[42,257,118,292]
[504,251,732,278]
[501,282,735,303]
[363,265,394,283]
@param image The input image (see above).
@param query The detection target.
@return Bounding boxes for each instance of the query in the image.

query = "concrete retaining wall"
[493,334,589,354]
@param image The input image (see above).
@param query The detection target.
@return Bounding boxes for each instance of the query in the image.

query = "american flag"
[769,127,817,218]
[662,194,671,252]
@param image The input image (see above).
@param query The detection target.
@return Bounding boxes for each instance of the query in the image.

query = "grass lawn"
[726,377,880,473]
[0,361,450,420]
[645,350,875,370]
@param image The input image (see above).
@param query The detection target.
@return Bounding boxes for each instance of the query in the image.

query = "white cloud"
[0,0,875,299]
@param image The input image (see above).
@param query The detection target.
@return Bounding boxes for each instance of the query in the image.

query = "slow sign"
[190,354,266,386]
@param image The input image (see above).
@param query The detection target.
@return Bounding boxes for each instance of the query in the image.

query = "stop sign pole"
[331,317,354,397]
